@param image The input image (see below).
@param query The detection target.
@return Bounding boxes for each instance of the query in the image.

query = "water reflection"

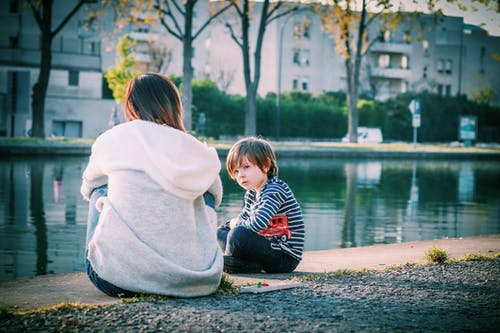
[30,161,47,276]
[0,156,499,281]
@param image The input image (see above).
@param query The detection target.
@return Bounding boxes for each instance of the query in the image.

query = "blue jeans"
[217,225,299,273]
[84,185,136,297]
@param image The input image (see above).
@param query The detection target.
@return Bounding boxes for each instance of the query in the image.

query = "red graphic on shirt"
[259,215,292,242]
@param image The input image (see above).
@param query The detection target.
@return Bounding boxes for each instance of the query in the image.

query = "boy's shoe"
[223,256,262,274]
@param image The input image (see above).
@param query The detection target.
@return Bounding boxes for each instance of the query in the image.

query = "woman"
[81,73,223,297]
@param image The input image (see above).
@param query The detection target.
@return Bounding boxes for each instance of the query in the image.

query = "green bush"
[186,78,500,141]
[425,246,449,264]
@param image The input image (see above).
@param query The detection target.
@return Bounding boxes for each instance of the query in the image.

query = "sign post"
[458,115,477,147]
[408,98,421,148]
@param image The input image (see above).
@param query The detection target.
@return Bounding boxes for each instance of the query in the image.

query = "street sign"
[412,114,421,127]
[459,115,477,141]
[408,98,422,146]
[408,98,421,115]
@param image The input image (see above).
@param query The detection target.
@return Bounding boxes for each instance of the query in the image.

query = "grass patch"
[458,253,495,262]
[0,137,93,145]
[217,273,238,294]
[386,262,420,270]
[121,293,169,304]
[120,274,238,302]
[299,268,373,281]
[424,246,449,264]
[0,305,16,319]
[28,302,92,313]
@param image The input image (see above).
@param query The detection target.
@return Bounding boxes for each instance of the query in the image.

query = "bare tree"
[27,0,93,138]
[212,64,236,93]
[146,39,173,73]
[317,0,499,143]
[225,0,299,136]
[154,0,232,132]
[316,0,404,143]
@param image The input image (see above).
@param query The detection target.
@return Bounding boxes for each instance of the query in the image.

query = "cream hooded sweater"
[81,120,223,297]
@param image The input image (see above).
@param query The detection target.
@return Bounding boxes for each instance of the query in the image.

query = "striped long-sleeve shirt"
[238,177,305,260]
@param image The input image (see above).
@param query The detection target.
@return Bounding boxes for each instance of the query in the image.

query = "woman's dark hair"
[124,72,185,131]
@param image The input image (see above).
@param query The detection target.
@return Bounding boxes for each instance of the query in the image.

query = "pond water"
[0,156,499,281]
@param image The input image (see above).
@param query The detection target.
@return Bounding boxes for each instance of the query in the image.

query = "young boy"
[217,137,305,273]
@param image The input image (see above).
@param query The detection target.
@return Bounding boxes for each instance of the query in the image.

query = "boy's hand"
[229,218,240,229]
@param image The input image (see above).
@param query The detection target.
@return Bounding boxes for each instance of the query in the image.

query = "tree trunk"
[181,3,194,132]
[182,44,193,132]
[346,61,358,143]
[245,83,257,136]
[31,2,53,138]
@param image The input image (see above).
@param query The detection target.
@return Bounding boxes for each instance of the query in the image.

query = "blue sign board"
[459,115,477,141]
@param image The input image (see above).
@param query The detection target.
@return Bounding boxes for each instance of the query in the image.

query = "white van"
[342,127,383,143]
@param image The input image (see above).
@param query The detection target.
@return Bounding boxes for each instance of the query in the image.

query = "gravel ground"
[1,259,499,333]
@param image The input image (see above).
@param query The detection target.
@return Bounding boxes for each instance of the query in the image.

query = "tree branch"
[193,2,232,40]
[225,23,243,49]
[28,0,43,30]
[155,0,184,39]
[52,0,87,39]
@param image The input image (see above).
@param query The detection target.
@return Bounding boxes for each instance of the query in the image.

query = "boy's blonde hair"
[226,137,278,179]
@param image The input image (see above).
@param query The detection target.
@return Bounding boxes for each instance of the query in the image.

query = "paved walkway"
[1,235,498,312]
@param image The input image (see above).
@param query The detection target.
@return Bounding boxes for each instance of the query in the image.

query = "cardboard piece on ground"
[239,281,301,294]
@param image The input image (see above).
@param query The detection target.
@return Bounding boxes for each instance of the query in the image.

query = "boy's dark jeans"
[217,225,299,273]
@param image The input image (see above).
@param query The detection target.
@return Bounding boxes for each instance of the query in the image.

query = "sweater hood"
[92,120,221,200]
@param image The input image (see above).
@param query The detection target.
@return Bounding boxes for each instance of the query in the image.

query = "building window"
[9,36,18,48]
[445,84,452,96]
[68,71,79,86]
[423,66,428,79]
[401,81,408,93]
[292,79,298,90]
[401,55,408,69]
[445,59,452,74]
[293,23,302,39]
[384,30,391,42]
[436,27,448,44]
[302,49,310,66]
[403,31,411,43]
[293,20,311,39]
[293,50,300,65]
[10,0,19,13]
[422,40,429,56]
[436,84,452,96]
[437,59,443,73]
[378,54,390,68]
[378,30,391,42]
[90,41,99,55]
[480,46,485,70]
[303,22,311,39]
[302,79,308,91]
[52,120,82,138]
[438,59,452,74]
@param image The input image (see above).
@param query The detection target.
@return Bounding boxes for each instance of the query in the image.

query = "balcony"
[370,41,412,54]
[370,67,411,79]
[0,47,101,71]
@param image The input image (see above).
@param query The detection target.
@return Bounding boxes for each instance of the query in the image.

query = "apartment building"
[0,0,115,138]
[1,1,498,138]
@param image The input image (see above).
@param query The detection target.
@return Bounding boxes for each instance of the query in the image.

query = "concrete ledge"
[1,235,498,311]
[1,143,499,160]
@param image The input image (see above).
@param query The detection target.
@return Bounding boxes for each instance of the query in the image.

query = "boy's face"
[233,157,268,192]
